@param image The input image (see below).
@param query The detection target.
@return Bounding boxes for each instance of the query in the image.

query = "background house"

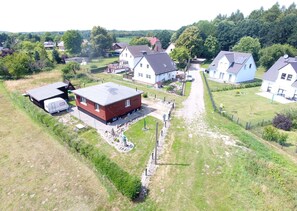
[208,51,257,83]
[146,37,163,52]
[119,45,153,69]
[65,57,89,65]
[165,43,175,55]
[261,56,297,99]
[72,82,143,123]
[26,81,74,109]
[43,41,56,49]
[57,41,65,51]
[133,52,177,85]
[112,42,128,53]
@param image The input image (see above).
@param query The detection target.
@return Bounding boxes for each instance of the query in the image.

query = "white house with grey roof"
[261,56,297,99]
[133,52,177,85]
[208,51,257,83]
[119,45,153,69]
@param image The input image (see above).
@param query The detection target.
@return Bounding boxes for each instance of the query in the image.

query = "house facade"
[72,82,143,123]
[133,53,177,85]
[112,42,128,53]
[165,43,175,55]
[119,45,153,69]
[208,51,257,83]
[261,56,297,99]
[146,37,163,52]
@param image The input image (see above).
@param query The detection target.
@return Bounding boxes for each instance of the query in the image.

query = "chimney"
[141,51,147,55]
[295,56,297,61]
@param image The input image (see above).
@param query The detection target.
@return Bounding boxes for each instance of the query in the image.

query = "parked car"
[186,74,193,82]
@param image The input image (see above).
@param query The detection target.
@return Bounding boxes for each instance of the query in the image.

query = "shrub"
[166,85,174,92]
[278,133,288,147]
[272,113,292,131]
[292,119,297,129]
[262,126,279,142]
[90,64,97,69]
[143,92,148,98]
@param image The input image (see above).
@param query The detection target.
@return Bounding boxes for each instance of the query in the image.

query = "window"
[287,74,292,81]
[125,53,127,57]
[281,73,286,79]
[80,97,87,105]
[140,63,142,67]
[244,64,247,69]
[249,64,252,68]
[94,103,100,112]
[125,99,130,107]
[146,74,151,79]
[147,64,149,68]
[267,86,272,92]
[138,73,143,77]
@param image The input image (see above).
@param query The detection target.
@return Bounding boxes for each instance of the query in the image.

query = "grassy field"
[145,75,297,210]
[117,37,134,44]
[86,57,118,69]
[0,83,130,210]
[212,86,297,124]
[255,66,266,79]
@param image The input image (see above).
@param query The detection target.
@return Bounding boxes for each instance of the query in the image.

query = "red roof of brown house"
[146,37,160,46]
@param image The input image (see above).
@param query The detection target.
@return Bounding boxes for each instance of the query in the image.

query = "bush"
[143,92,148,98]
[262,126,279,142]
[292,119,297,129]
[166,85,174,92]
[278,133,288,147]
[90,64,97,69]
[272,113,292,131]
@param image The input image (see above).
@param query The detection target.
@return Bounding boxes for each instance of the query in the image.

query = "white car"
[186,74,193,82]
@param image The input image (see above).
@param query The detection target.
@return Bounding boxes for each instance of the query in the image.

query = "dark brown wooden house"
[26,81,75,109]
[72,82,143,123]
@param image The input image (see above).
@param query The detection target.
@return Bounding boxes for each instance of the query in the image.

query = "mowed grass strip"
[212,86,297,124]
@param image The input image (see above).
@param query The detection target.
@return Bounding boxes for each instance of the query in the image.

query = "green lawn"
[117,37,133,44]
[86,57,118,69]
[212,87,297,125]
[255,66,266,79]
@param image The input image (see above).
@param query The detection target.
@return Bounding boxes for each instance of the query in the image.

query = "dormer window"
[147,64,149,68]
[281,73,286,79]
[287,74,292,81]
[249,64,252,68]
[140,63,142,67]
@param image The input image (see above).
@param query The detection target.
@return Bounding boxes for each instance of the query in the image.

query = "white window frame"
[146,74,151,79]
[80,97,87,105]
[125,99,131,107]
[95,103,100,112]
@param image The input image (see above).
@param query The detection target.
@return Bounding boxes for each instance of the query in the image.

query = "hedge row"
[211,81,262,92]
[10,92,141,199]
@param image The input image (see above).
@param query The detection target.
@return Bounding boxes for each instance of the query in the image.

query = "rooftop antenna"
[284,54,289,60]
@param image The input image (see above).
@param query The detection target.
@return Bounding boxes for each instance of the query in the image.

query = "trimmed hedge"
[10,92,141,199]
[211,80,262,92]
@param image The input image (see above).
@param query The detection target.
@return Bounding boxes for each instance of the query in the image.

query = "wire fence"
[202,72,272,130]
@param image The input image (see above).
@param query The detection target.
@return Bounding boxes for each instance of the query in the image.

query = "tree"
[61,62,80,75]
[90,26,112,57]
[232,36,261,61]
[175,26,204,57]
[42,32,54,42]
[62,30,83,55]
[52,49,61,64]
[203,35,219,59]
[259,44,297,69]
[155,30,172,49]
[129,37,150,46]
[228,10,244,23]
[2,52,33,78]
[195,20,216,38]
[170,26,187,43]
[216,21,236,51]
[169,46,190,68]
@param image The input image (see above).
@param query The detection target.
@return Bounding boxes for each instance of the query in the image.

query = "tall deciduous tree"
[169,46,190,68]
[176,26,203,58]
[203,35,219,59]
[259,44,297,69]
[62,30,83,55]
[90,26,112,57]
[129,37,150,46]
[232,36,261,61]
[2,52,33,78]
[155,30,172,49]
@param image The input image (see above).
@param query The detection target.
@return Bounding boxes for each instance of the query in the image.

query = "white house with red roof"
[208,51,257,83]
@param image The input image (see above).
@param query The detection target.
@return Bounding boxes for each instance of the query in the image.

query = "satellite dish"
[284,54,289,59]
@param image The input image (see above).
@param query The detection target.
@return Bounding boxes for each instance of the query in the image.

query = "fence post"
[231,114,234,121]
[245,122,248,130]
[261,119,264,127]
[237,118,239,124]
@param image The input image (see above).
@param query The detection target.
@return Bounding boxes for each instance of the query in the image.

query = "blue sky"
[1,0,294,32]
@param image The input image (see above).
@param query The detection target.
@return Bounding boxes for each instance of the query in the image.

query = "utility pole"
[155,122,158,165]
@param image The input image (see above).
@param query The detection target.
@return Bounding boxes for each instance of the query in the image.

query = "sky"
[0,0,294,32]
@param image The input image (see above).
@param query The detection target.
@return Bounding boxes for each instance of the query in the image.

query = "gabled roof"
[72,82,143,106]
[263,56,297,82]
[137,53,177,75]
[209,51,252,74]
[26,82,68,101]
[125,45,153,57]
[112,42,128,49]
[146,37,160,46]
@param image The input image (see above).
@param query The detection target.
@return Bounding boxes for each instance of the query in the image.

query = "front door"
[219,72,224,79]
[228,74,232,82]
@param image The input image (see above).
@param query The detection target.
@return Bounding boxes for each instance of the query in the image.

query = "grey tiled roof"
[126,45,153,57]
[139,53,177,75]
[26,82,67,101]
[263,57,297,82]
[209,51,252,74]
[72,82,143,106]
